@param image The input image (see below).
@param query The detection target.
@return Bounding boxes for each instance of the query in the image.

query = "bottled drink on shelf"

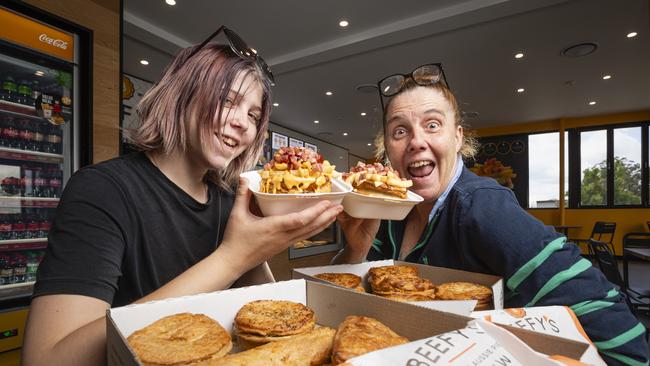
[32,167,46,197]
[21,165,33,196]
[0,254,13,285]
[1,75,17,103]
[17,80,32,107]
[11,213,26,239]
[48,167,62,197]
[26,211,40,239]
[12,253,26,283]
[38,211,51,238]
[45,124,63,154]
[32,121,45,152]
[0,214,12,240]
[17,119,33,150]
[1,115,20,148]
[31,80,41,108]
[25,251,40,282]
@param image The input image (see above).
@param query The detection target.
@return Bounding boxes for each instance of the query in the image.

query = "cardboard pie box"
[105,279,587,366]
[292,259,504,316]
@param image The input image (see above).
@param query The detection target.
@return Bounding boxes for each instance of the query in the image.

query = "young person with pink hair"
[22,27,343,365]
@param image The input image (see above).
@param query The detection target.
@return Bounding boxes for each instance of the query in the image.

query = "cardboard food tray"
[293,259,504,315]
[106,279,587,366]
[240,170,352,216]
[342,190,423,220]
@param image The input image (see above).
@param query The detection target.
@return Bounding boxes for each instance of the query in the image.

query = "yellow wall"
[475,110,650,255]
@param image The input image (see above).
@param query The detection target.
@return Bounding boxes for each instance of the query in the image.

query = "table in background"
[623,247,650,290]
[553,225,582,237]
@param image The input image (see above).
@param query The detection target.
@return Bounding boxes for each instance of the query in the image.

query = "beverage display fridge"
[0,2,91,311]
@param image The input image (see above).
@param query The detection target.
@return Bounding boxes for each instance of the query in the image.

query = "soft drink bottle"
[0,255,13,285]
[26,211,39,239]
[25,251,39,282]
[12,254,26,283]
[0,214,12,240]
[11,213,26,239]
[37,211,51,238]
[48,168,62,198]
[21,165,33,197]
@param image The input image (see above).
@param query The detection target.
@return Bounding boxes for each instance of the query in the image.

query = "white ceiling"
[123,0,650,159]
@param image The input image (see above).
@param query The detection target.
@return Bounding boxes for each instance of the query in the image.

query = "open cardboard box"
[292,259,504,316]
[106,279,589,366]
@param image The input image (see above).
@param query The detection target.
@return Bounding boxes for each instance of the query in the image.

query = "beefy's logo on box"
[38,33,68,50]
[406,324,515,366]
[511,315,560,334]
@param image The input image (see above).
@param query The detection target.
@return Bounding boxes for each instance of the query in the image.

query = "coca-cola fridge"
[0,2,92,306]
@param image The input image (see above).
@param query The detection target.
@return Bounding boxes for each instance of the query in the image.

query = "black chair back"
[591,221,616,242]
[623,232,650,249]
[589,239,624,288]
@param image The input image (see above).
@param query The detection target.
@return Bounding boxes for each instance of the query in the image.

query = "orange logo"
[0,7,74,62]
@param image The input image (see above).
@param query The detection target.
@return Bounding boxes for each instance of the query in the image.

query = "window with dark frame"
[477,121,649,210]
[568,121,649,209]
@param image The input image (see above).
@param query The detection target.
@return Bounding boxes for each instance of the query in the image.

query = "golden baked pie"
[234,300,316,349]
[127,313,232,366]
[259,146,339,193]
[435,281,494,310]
[343,162,412,199]
[367,265,436,301]
[370,274,435,294]
[315,273,365,292]
[202,327,336,366]
[368,265,419,281]
[331,316,408,365]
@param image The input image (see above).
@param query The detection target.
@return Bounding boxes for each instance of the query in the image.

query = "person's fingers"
[266,201,333,230]
[232,177,252,213]
[285,205,343,241]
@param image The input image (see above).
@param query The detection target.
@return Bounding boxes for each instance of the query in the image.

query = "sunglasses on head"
[377,63,448,110]
[181,25,274,84]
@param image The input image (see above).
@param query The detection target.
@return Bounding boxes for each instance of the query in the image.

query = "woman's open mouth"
[407,160,434,178]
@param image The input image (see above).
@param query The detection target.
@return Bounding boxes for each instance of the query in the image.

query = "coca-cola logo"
[38,33,68,50]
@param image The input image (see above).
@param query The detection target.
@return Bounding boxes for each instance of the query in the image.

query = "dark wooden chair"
[570,221,616,256]
[589,239,649,314]
[589,239,650,343]
[622,232,650,300]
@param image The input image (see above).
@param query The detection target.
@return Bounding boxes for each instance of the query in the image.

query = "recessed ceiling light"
[140,59,149,65]
[325,91,333,96]
[165,0,176,5]
[272,102,279,107]
[343,132,348,136]
[34,70,45,76]
[360,112,366,116]
[514,52,524,59]
[339,19,349,28]
[367,143,372,146]
[517,88,525,93]
[627,32,638,38]
[602,75,612,80]
[588,101,597,105]
[314,120,319,124]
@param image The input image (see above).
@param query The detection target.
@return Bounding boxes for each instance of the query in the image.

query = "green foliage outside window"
[581,157,642,205]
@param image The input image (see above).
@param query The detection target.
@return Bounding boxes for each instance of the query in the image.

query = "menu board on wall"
[305,142,317,152]
[271,132,288,150]
[469,134,528,207]
[289,137,304,148]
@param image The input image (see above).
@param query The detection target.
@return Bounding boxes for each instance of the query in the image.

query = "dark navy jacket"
[368,167,649,366]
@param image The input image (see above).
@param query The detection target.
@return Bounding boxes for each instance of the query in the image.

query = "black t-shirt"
[33,152,234,307]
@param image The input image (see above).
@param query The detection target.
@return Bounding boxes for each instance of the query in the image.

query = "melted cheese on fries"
[259,147,339,193]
